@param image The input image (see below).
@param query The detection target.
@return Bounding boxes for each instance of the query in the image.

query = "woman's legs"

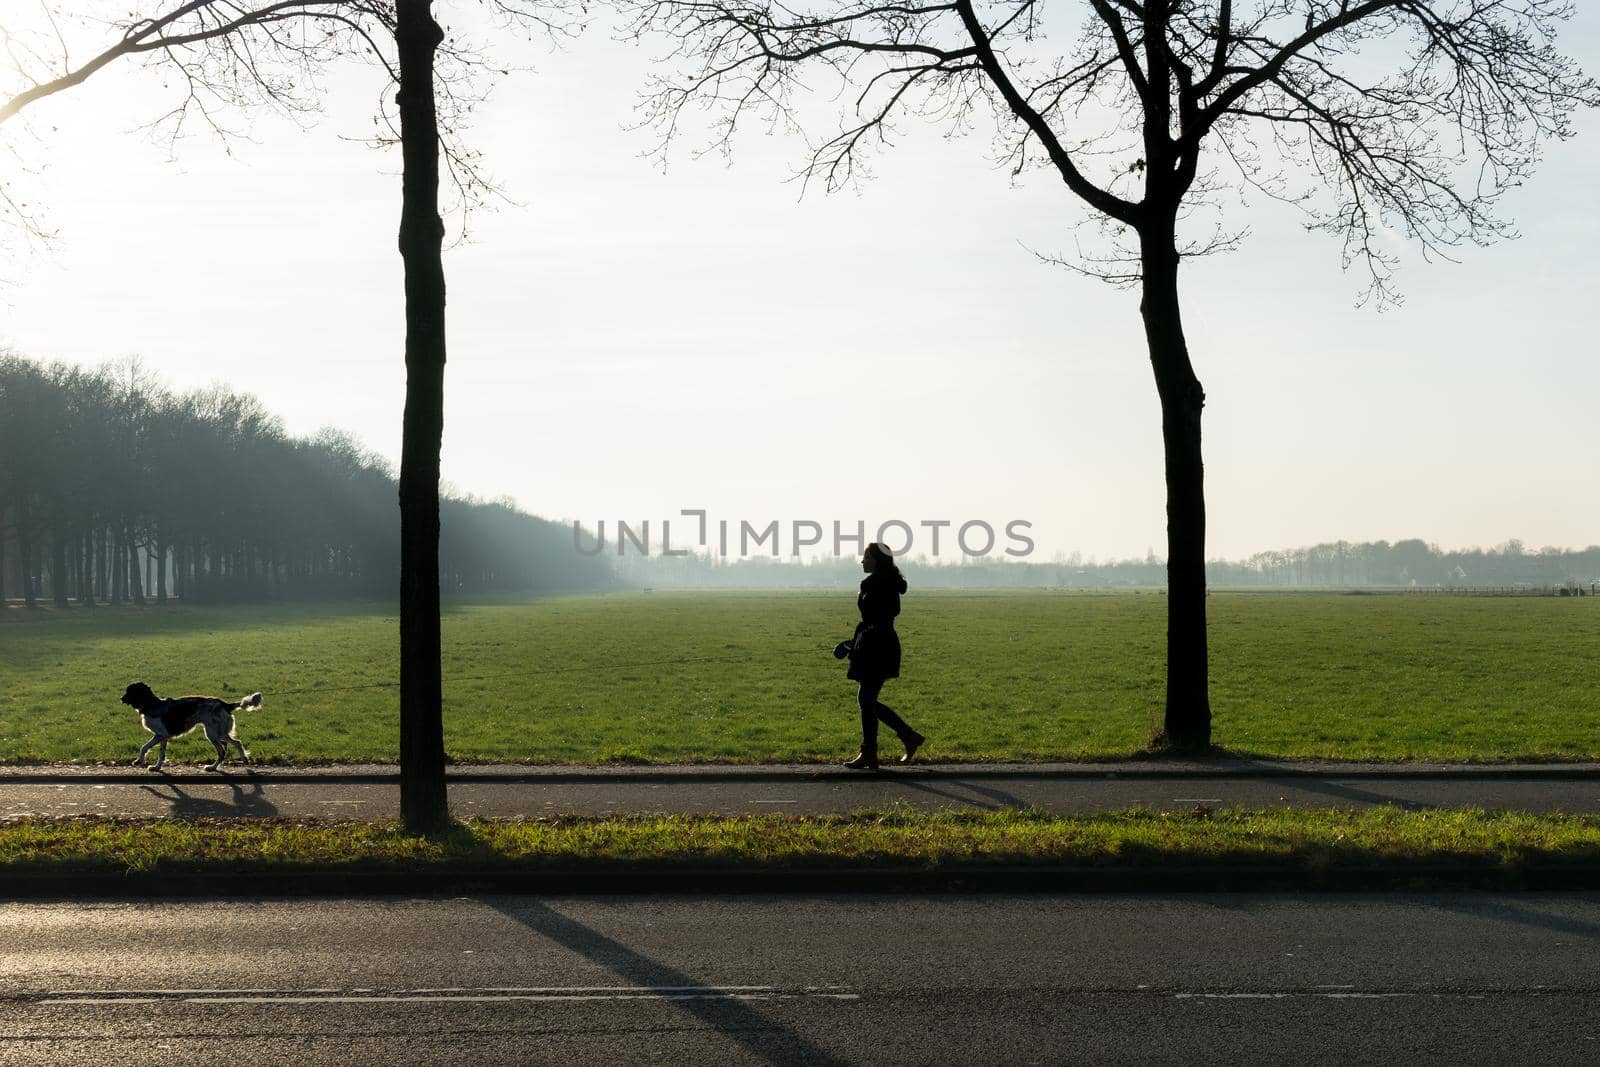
[857,679,913,748]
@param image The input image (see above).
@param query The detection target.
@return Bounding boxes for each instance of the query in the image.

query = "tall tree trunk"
[96,527,108,605]
[111,527,125,605]
[51,524,67,607]
[25,539,41,607]
[395,0,450,834]
[155,537,167,604]
[18,504,36,608]
[79,530,93,606]
[128,528,145,604]
[1140,230,1211,751]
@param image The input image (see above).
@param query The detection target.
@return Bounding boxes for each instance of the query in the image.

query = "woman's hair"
[865,542,901,577]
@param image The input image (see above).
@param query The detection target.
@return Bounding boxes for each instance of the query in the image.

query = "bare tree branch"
[0,1,585,251]
[622,0,1597,297]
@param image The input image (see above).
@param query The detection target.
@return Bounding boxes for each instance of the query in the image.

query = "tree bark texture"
[1140,231,1212,750]
[394,0,451,833]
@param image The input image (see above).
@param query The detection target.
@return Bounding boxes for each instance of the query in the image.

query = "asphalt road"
[4,762,1600,819]
[4,893,1600,1064]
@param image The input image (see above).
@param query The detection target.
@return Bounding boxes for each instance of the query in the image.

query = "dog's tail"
[234,692,264,712]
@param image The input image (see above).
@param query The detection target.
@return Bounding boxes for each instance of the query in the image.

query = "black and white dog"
[120,682,264,773]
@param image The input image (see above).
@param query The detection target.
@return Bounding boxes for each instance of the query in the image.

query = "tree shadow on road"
[1220,758,1441,811]
[882,776,1030,811]
[483,897,852,1066]
[1263,777,1439,810]
[1430,895,1600,942]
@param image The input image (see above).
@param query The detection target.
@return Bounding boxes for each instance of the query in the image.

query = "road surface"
[4,892,1600,1064]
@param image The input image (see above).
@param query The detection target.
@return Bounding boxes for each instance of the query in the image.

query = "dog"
[120,682,263,773]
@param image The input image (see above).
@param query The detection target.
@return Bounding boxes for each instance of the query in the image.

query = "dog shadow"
[138,781,280,820]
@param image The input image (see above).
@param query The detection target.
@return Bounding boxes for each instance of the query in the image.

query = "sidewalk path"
[4,761,1600,819]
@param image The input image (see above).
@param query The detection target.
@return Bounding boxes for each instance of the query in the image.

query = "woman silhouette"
[840,542,925,770]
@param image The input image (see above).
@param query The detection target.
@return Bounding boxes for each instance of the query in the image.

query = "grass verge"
[7,807,1600,892]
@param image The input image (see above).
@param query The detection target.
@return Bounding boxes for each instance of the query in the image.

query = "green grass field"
[1,590,1596,764]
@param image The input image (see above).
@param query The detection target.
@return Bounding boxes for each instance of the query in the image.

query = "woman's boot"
[843,747,879,770]
[899,730,926,764]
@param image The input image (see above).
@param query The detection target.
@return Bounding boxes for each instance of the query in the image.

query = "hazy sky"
[2,4,1597,562]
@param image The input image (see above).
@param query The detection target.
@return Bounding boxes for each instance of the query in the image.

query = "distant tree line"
[618,540,1600,590]
[1212,539,1600,590]
[0,353,612,606]
[613,551,1174,589]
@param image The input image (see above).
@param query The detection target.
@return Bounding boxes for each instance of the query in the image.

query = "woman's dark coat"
[846,569,906,681]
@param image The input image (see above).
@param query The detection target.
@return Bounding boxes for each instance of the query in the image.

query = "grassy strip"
[5,807,1600,878]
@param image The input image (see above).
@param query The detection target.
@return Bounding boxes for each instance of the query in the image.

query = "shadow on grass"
[484,897,852,1066]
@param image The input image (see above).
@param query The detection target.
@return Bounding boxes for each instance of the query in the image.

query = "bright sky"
[2,4,1597,562]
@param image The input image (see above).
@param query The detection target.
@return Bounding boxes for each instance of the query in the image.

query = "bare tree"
[1,0,575,829]
[620,0,1597,749]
